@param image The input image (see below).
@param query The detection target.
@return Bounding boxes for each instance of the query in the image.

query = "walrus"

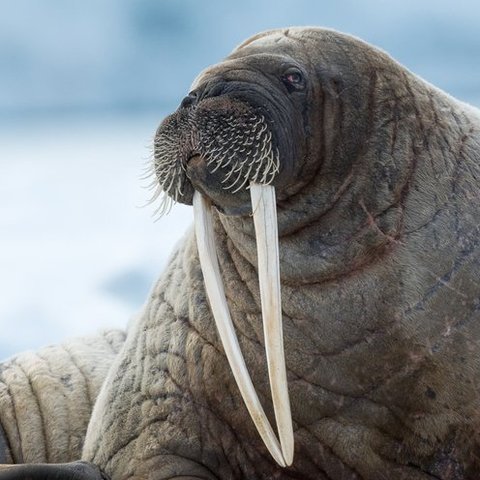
[1,27,480,479]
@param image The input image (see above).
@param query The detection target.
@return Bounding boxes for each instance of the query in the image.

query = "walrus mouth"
[152,97,280,215]
[193,185,293,467]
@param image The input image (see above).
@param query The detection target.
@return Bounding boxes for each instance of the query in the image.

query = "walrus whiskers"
[152,109,280,217]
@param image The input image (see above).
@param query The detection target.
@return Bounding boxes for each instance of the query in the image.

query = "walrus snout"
[153,94,280,216]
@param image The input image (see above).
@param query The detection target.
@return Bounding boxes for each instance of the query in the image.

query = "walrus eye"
[282,68,305,92]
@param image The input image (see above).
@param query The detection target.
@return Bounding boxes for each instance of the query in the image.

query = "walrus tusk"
[249,183,294,466]
[193,191,286,466]
[193,188,294,467]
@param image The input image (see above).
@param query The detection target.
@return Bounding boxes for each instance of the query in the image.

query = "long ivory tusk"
[193,191,287,467]
[250,183,294,466]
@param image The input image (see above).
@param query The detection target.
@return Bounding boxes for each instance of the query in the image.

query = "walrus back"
[0,329,125,464]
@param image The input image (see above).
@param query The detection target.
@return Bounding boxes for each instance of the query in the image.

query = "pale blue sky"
[1,0,479,114]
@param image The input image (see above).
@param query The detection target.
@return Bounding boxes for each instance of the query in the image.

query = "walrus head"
[154,29,426,466]
[153,48,310,217]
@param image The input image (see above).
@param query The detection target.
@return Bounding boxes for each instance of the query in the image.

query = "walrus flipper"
[0,422,12,464]
[0,330,125,464]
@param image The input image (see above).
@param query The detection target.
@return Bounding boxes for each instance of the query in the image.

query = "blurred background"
[1,0,479,360]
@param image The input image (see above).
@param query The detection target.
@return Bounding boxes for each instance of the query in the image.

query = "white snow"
[0,113,193,360]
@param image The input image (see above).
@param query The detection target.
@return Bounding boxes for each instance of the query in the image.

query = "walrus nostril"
[180,91,199,109]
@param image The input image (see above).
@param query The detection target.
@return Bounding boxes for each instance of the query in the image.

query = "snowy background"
[1,0,480,360]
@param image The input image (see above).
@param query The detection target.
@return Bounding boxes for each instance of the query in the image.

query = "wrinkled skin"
[0,330,126,464]
[2,28,480,480]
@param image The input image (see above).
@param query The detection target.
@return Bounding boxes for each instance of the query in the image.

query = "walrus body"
[2,28,480,480]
